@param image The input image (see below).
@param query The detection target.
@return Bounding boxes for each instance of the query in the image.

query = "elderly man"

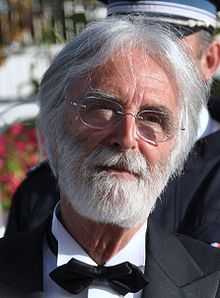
[1,17,220,297]
[5,0,220,246]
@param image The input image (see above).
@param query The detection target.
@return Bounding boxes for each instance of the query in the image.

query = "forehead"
[89,48,178,109]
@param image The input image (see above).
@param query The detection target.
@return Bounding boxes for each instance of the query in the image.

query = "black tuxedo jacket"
[1,218,220,297]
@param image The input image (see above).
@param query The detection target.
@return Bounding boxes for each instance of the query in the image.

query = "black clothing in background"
[5,162,59,235]
[151,96,220,243]
[151,129,220,243]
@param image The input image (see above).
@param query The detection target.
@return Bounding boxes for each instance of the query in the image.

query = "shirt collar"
[197,105,209,139]
[51,204,147,269]
[197,106,220,139]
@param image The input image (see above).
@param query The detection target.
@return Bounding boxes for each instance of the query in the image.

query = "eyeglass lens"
[78,100,174,143]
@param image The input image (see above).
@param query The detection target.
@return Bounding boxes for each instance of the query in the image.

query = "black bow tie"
[50,258,148,295]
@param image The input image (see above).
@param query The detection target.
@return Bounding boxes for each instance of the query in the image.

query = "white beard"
[56,133,174,228]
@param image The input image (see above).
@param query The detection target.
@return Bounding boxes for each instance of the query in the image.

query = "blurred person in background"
[5,0,220,246]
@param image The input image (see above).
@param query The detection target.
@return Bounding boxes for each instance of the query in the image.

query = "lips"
[96,165,139,178]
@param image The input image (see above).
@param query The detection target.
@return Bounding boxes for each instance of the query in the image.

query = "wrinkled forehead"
[65,49,179,115]
[66,48,177,103]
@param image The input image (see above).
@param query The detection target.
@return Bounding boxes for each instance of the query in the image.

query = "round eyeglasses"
[69,98,183,146]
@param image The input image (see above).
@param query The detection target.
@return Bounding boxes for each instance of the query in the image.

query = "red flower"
[27,129,37,145]
[15,141,27,152]
[9,123,24,136]
[0,136,6,157]
[7,175,21,193]
[0,174,11,183]
[0,158,4,169]
[29,153,39,166]
[0,121,40,210]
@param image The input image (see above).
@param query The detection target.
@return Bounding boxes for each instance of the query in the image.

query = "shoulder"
[177,233,220,273]
[208,95,220,122]
[26,160,54,180]
[14,160,56,195]
[186,130,220,168]
[148,219,220,274]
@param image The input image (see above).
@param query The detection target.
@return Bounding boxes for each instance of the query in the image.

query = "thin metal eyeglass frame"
[69,99,185,146]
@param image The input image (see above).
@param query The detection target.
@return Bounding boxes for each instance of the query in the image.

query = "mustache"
[82,146,150,179]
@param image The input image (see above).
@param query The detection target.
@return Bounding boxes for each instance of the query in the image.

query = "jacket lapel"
[142,220,220,298]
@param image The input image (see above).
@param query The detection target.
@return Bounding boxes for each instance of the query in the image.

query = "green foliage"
[40,26,64,45]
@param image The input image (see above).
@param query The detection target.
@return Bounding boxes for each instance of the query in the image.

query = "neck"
[60,197,144,265]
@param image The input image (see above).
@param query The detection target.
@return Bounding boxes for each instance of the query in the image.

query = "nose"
[108,114,138,151]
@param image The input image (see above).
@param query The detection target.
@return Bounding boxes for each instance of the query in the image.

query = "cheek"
[65,113,111,152]
[139,139,175,168]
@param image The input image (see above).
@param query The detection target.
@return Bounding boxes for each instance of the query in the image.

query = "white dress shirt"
[197,106,220,140]
[43,205,147,298]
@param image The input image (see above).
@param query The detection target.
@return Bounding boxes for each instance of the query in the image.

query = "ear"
[200,41,220,81]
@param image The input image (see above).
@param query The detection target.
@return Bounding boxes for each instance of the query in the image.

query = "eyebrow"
[140,105,173,117]
[84,89,118,102]
[83,90,174,117]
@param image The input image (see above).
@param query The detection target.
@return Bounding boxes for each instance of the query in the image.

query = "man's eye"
[80,104,116,127]
[93,109,114,121]
[138,111,171,132]
[139,112,164,124]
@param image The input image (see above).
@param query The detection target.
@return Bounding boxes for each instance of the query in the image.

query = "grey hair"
[197,29,214,53]
[38,16,209,176]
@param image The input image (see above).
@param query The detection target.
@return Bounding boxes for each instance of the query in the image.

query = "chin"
[64,176,156,229]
